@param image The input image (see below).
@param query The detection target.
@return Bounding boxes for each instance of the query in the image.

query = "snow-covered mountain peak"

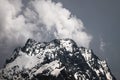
[0,39,116,80]
[21,38,77,56]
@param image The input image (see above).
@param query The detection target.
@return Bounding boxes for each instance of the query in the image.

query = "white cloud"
[100,37,106,52]
[0,0,92,53]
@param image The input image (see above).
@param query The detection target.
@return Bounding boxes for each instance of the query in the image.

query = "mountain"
[0,38,116,80]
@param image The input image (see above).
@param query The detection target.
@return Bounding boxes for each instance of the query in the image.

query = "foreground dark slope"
[0,39,116,80]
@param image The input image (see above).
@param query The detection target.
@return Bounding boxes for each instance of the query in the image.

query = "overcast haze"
[0,0,120,79]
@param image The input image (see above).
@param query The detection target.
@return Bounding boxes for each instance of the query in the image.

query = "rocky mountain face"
[0,39,116,80]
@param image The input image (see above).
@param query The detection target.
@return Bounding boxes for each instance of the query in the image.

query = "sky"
[0,0,120,79]
[54,0,120,79]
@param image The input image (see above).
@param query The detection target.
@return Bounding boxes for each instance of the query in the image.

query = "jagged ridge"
[0,38,116,80]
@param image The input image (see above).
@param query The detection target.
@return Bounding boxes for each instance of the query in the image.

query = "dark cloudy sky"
[55,0,120,79]
[0,0,120,79]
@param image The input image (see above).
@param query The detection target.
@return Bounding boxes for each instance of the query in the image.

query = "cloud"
[100,37,106,52]
[0,0,92,57]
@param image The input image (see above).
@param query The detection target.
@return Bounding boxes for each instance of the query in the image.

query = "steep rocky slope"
[0,39,116,80]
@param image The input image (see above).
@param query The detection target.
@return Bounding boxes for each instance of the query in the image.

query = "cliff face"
[0,39,116,80]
